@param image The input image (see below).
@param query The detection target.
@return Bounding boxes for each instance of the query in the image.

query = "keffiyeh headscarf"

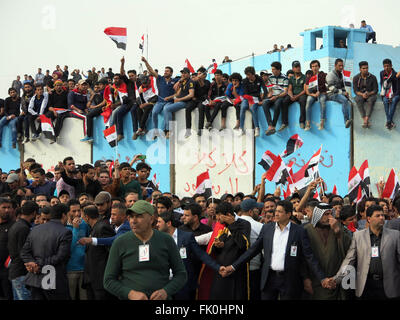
[311,203,333,227]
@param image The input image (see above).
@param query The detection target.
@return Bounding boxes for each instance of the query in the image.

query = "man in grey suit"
[20,204,72,300]
[330,205,400,299]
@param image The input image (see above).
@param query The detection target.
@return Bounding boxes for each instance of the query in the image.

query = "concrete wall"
[254,100,350,196]
[172,108,254,198]
[23,118,91,172]
[0,125,20,172]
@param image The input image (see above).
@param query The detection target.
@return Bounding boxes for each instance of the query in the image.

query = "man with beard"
[58,163,102,199]
[0,198,16,300]
[0,88,21,149]
[329,205,400,300]
[209,201,251,300]
[56,157,78,200]
[302,203,352,300]
[19,82,34,143]
[80,79,108,143]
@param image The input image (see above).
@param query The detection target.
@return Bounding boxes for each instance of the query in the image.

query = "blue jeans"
[383,96,400,123]
[261,97,284,127]
[0,116,18,144]
[305,94,327,121]
[328,93,351,122]
[11,275,31,300]
[111,103,138,135]
[163,101,187,131]
[240,99,259,129]
[152,101,172,129]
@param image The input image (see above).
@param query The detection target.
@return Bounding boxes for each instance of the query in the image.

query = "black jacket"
[83,219,115,290]
[0,219,15,275]
[61,171,102,199]
[232,222,325,298]
[353,73,378,94]
[8,219,32,280]
[174,229,220,300]
[20,220,72,295]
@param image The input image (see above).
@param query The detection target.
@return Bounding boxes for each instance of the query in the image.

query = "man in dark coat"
[20,203,72,300]
[209,202,251,300]
[81,205,115,300]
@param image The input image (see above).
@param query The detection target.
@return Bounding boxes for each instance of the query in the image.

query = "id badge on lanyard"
[139,244,150,262]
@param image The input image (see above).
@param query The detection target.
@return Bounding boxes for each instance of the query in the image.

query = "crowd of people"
[0,154,400,301]
[0,47,396,148]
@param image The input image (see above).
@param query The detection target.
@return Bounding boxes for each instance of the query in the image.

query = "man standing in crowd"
[11,76,23,96]
[380,58,400,130]
[326,58,352,128]
[262,62,289,136]
[282,61,307,130]
[57,157,77,200]
[157,210,220,300]
[20,204,72,300]
[0,198,15,300]
[35,68,45,85]
[141,56,178,139]
[237,199,264,300]
[220,200,330,300]
[65,199,88,300]
[81,205,115,300]
[113,162,142,199]
[353,61,378,128]
[330,205,400,300]
[303,203,352,299]
[209,202,251,300]
[163,67,195,139]
[103,200,187,300]
[28,168,56,198]
[305,60,328,130]
[8,201,38,300]
[0,88,21,149]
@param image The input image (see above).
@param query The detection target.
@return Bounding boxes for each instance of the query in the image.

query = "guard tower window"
[311,30,323,51]
[334,29,349,48]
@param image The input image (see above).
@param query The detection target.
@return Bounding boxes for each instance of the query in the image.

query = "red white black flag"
[348,166,362,203]
[195,170,212,199]
[139,34,144,53]
[103,125,117,148]
[185,59,195,74]
[258,151,286,183]
[382,168,400,199]
[39,114,55,140]
[281,134,304,158]
[343,70,351,87]
[332,185,338,195]
[358,160,371,197]
[207,59,218,74]
[308,74,318,90]
[104,27,127,50]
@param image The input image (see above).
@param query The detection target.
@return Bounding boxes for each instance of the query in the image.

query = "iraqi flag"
[152,173,160,189]
[281,134,304,158]
[358,160,371,197]
[304,146,322,179]
[139,76,159,103]
[308,74,318,90]
[242,95,260,105]
[343,70,351,87]
[139,34,144,52]
[283,184,292,199]
[104,27,127,50]
[185,59,195,74]
[4,256,11,269]
[207,59,218,74]
[103,124,117,148]
[382,168,400,199]
[348,166,362,203]
[356,185,366,205]
[313,189,321,201]
[332,185,338,195]
[195,170,212,199]
[258,151,286,183]
[39,114,55,140]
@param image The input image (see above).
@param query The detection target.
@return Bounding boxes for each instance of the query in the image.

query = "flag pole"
[146,28,149,61]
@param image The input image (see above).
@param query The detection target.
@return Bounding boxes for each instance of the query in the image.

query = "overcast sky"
[0,0,398,96]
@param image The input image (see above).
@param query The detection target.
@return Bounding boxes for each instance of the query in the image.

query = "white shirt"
[238,215,263,271]
[270,222,291,271]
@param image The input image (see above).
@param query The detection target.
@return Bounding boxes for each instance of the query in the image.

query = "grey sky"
[0,0,398,96]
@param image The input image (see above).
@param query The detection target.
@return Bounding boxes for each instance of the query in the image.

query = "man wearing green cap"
[103,200,187,300]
